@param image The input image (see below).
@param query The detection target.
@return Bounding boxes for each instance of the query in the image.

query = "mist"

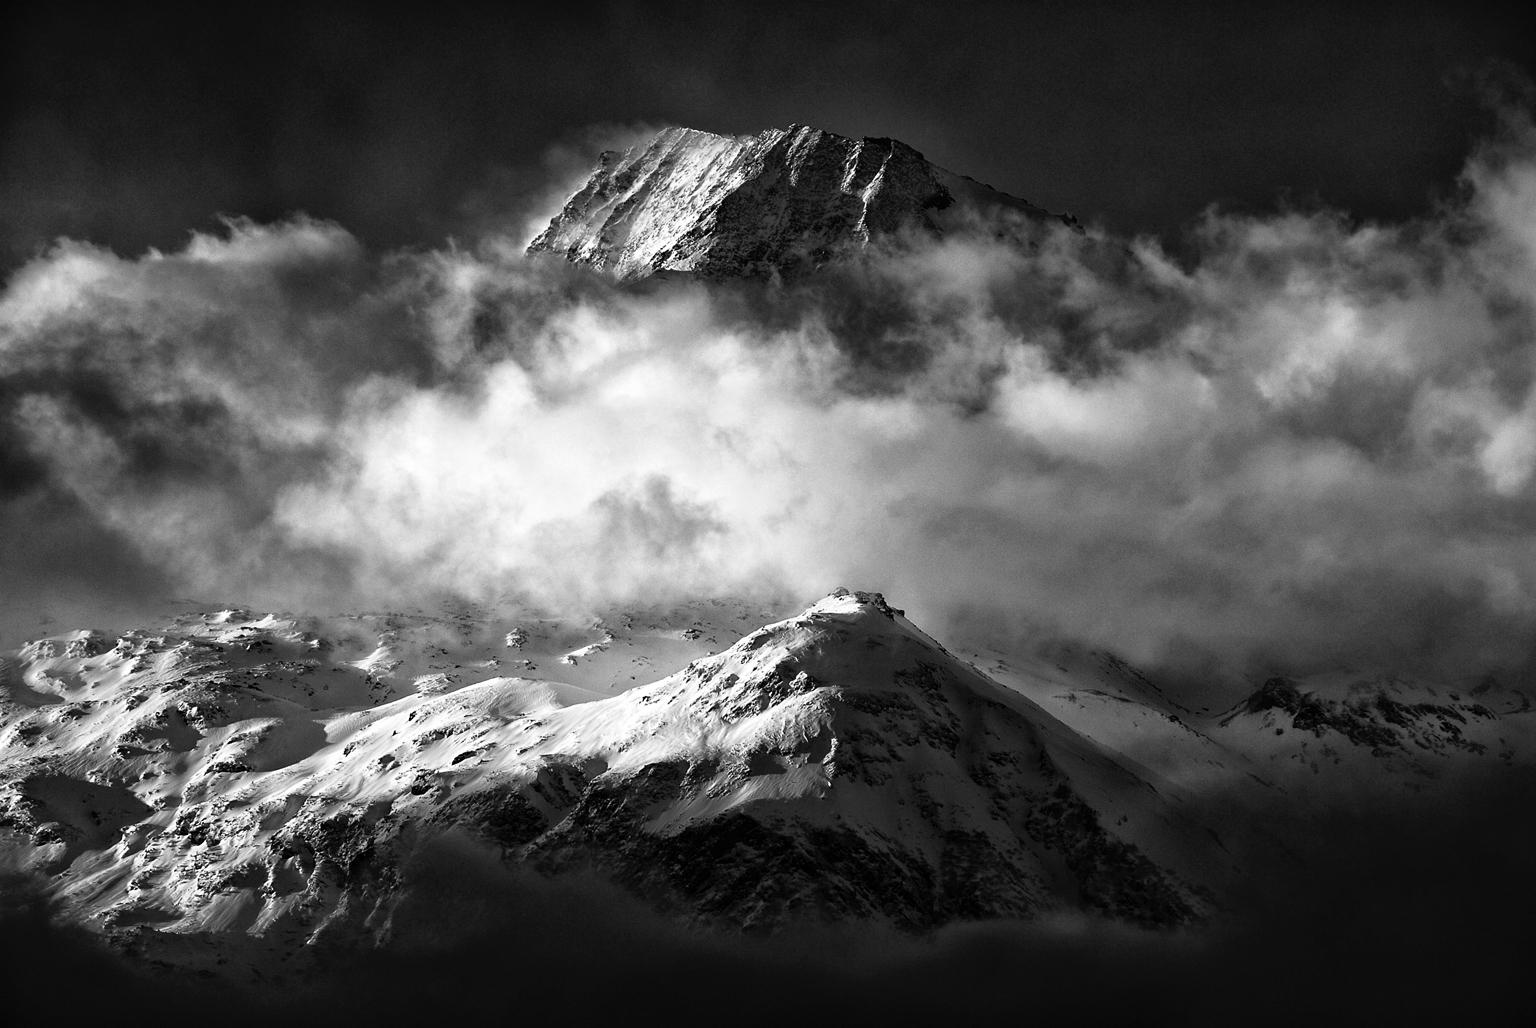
[4,108,1536,690]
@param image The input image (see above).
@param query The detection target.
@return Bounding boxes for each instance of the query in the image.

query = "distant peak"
[528,122,1071,280]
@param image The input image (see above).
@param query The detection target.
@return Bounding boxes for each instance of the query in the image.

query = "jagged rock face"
[528,124,1068,280]
[0,591,1213,961]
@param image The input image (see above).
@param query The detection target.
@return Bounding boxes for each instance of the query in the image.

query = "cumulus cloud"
[5,108,1536,688]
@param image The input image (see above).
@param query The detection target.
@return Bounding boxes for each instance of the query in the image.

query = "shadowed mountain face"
[528,124,1075,279]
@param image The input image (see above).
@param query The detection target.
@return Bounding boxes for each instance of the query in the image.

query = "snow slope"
[957,632,1536,812]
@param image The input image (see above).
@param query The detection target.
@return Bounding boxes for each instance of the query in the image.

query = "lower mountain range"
[3,587,1531,1019]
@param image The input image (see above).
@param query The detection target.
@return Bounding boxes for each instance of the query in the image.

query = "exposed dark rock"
[1228,676,1493,755]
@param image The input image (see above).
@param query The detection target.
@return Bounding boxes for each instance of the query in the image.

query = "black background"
[5,0,1535,267]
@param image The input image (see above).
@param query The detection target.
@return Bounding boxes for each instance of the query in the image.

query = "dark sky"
[3,0,1534,266]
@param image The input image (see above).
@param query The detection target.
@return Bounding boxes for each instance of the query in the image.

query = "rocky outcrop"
[1223,676,1498,757]
[528,124,1075,280]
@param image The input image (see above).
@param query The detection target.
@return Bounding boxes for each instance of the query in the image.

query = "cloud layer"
[4,111,1536,686]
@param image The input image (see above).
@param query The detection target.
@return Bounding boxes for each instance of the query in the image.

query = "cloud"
[4,108,1536,688]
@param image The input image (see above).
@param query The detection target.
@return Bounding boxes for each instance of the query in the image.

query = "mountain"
[1207,671,1536,789]
[961,631,1536,806]
[6,585,1536,985]
[527,124,1079,279]
[1,590,1231,978]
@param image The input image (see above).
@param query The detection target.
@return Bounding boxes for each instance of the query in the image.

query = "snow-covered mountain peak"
[528,123,1075,280]
[667,587,974,716]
